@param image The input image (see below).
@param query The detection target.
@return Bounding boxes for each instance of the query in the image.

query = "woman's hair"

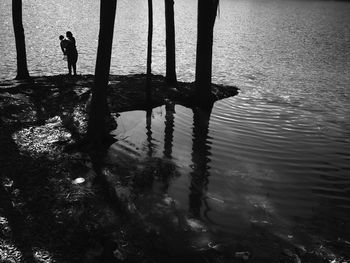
[66,31,73,38]
[59,35,64,40]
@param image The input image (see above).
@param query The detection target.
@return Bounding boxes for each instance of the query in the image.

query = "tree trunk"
[87,0,117,146]
[147,0,153,80]
[12,0,30,80]
[164,0,177,84]
[195,0,219,107]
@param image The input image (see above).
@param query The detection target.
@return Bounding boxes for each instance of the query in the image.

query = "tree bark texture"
[195,0,219,107]
[165,0,177,84]
[12,0,30,80]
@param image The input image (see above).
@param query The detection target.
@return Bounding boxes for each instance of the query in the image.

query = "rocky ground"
[0,74,347,263]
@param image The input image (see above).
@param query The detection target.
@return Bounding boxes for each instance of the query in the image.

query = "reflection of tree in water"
[146,107,154,158]
[134,101,178,194]
[163,100,175,159]
[132,100,157,191]
[144,87,158,158]
[158,100,176,192]
[189,105,213,219]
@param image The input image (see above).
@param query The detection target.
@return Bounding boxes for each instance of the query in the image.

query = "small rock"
[72,177,85,184]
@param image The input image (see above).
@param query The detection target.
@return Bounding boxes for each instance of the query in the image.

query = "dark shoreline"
[0,73,239,111]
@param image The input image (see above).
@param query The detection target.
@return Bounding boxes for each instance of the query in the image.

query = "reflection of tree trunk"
[164,0,177,84]
[12,0,30,80]
[189,105,213,218]
[195,0,219,107]
[163,101,175,158]
[87,0,117,146]
[146,108,153,157]
[147,0,153,80]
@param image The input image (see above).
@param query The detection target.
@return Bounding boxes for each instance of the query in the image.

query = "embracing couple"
[59,31,78,76]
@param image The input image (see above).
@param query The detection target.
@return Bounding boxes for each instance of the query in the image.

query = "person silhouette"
[59,31,78,75]
[59,35,68,57]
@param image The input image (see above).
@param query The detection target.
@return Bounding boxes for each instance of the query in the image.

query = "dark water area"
[1,0,350,258]
[110,101,350,250]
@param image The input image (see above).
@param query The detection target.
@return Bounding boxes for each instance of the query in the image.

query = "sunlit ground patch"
[33,247,54,263]
[0,216,11,237]
[12,116,71,156]
[0,239,23,263]
[69,105,89,134]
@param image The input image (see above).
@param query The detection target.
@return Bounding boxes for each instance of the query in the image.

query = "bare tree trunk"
[12,0,30,80]
[87,0,117,146]
[195,0,219,107]
[147,0,153,80]
[165,0,177,84]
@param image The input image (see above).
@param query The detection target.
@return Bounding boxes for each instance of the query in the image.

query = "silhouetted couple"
[59,31,78,75]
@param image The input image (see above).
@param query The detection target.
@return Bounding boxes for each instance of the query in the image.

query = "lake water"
[1,0,350,257]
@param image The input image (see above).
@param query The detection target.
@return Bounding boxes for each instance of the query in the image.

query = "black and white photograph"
[0,0,349,262]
